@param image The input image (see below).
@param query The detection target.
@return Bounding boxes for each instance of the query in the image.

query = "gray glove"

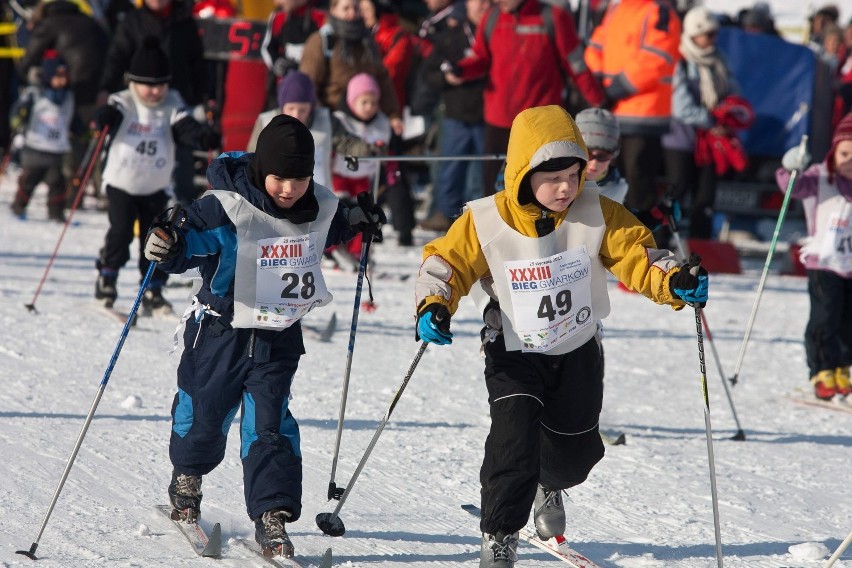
[272,57,296,77]
[144,225,178,262]
[781,145,811,172]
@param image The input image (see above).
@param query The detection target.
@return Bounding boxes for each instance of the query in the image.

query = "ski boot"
[835,367,851,397]
[811,369,837,400]
[168,471,202,523]
[142,286,173,317]
[255,507,295,558]
[480,531,518,567]
[95,270,118,308]
[533,484,565,539]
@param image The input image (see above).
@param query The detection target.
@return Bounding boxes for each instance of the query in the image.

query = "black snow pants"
[479,333,605,536]
[805,269,852,376]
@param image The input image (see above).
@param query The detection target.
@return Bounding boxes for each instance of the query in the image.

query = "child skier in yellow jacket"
[413,105,709,568]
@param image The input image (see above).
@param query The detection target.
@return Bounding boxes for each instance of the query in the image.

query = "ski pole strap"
[170,295,222,354]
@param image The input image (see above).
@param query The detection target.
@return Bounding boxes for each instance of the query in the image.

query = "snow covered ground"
[0,168,850,568]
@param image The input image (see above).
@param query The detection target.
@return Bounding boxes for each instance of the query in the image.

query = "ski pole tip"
[731,430,746,441]
[16,543,39,560]
[24,303,37,314]
[316,512,346,537]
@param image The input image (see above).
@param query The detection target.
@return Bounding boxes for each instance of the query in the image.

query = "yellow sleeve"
[598,198,686,308]
[415,209,491,315]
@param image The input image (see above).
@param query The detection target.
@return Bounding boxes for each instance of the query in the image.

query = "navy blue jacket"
[159,152,356,323]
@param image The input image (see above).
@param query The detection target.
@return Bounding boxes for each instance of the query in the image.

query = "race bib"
[254,232,330,328]
[817,204,852,273]
[504,246,594,353]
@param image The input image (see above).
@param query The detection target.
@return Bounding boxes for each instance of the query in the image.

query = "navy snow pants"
[479,333,605,536]
[169,317,305,521]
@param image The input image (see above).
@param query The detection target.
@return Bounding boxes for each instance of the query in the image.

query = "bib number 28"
[281,271,316,299]
[537,290,572,322]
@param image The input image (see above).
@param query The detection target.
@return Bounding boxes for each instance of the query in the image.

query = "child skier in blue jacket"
[143,114,384,559]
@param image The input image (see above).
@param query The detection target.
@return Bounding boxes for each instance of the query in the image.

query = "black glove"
[198,129,221,151]
[92,104,123,132]
[144,223,178,262]
[416,303,453,344]
[669,253,709,308]
[347,192,387,242]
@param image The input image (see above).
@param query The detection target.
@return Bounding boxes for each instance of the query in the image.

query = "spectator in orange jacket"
[444,0,604,197]
[585,0,681,232]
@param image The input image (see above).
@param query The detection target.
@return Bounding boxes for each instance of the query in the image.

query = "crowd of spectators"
[1,0,850,244]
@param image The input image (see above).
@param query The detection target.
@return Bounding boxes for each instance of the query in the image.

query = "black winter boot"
[254,508,295,558]
[168,471,202,523]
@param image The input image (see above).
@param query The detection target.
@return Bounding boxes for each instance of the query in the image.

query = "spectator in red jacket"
[360,0,412,109]
[444,0,604,197]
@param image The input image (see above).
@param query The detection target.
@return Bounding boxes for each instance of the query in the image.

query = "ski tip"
[202,523,222,558]
[319,547,333,568]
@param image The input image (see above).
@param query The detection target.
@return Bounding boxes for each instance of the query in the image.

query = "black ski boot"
[168,471,202,523]
[142,286,173,317]
[95,272,118,308]
[254,507,295,558]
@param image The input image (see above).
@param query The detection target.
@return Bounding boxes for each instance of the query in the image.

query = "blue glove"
[669,254,709,308]
[416,304,453,345]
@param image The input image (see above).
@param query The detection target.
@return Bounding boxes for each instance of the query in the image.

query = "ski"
[87,302,137,326]
[462,504,601,568]
[599,428,626,446]
[233,538,333,568]
[154,504,221,558]
[785,394,852,414]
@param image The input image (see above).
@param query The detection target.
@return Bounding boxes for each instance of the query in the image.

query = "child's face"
[132,82,169,106]
[834,140,852,179]
[530,162,582,212]
[584,149,613,182]
[282,102,313,126]
[265,174,311,209]
[49,66,68,89]
[330,0,359,20]
[351,92,379,121]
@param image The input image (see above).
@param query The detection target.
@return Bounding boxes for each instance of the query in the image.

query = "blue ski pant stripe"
[169,318,304,521]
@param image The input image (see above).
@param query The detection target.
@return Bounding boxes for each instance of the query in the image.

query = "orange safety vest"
[585,0,681,135]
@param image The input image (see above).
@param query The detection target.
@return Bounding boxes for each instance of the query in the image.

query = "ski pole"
[317,341,429,537]
[666,207,745,441]
[823,529,852,568]
[326,189,379,501]
[684,254,724,568]
[16,205,182,561]
[729,134,808,386]
[326,235,372,501]
[24,125,110,313]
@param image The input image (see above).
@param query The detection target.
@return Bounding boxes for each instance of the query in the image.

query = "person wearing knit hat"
[9,48,78,222]
[775,113,852,401]
[91,35,220,316]
[344,72,380,117]
[414,106,707,566]
[662,5,739,240]
[126,36,172,86]
[575,107,628,204]
[331,71,390,259]
[141,109,385,560]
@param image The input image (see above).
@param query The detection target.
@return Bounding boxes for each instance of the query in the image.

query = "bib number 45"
[537,290,572,322]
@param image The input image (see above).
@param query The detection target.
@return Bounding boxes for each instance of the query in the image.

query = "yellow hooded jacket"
[415,105,686,320]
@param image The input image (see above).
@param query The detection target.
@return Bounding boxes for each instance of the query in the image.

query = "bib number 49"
[537,290,572,322]
[281,271,316,299]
